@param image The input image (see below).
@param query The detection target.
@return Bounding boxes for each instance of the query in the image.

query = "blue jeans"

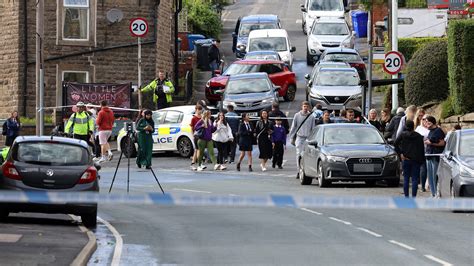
[402,160,421,197]
[426,158,440,197]
[420,161,427,190]
[209,61,219,77]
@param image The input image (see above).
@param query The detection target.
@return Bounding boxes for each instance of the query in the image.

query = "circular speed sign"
[383,51,404,75]
[130,18,148,37]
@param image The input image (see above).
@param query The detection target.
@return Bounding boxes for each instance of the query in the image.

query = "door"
[439,133,457,196]
[304,128,320,177]
[157,111,183,151]
[152,111,165,150]
[232,17,241,52]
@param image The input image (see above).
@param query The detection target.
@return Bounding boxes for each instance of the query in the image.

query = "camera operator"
[141,71,175,110]
[136,110,155,169]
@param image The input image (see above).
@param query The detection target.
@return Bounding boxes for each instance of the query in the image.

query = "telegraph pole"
[36,0,44,136]
[367,9,373,116]
[391,0,398,111]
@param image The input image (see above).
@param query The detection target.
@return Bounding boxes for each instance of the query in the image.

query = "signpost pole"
[391,0,399,111]
[367,9,373,116]
[35,0,44,136]
[138,37,142,109]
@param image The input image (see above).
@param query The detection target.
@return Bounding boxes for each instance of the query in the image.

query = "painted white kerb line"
[98,216,123,266]
[173,188,212,194]
[389,240,416,251]
[329,217,352,225]
[424,255,453,266]
[300,208,323,215]
[356,227,382,238]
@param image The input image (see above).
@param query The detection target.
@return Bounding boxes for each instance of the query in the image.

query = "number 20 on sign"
[383,51,405,75]
[130,18,148,37]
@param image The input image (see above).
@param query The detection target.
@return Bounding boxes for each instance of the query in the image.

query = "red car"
[205,60,297,105]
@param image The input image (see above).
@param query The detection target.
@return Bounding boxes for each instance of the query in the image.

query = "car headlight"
[237,44,246,51]
[384,154,398,162]
[309,90,324,99]
[350,93,362,99]
[206,80,210,87]
[327,155,346,163]
[261,98,275,104]
[460,165,474,177]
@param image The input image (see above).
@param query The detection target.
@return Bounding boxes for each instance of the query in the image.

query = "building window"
[63,71,89,83]
[63,0,89,40]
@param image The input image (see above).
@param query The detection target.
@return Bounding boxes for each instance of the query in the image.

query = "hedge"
[397,37,446,63]
[404,40,449,106]
[185,0,222,38]
[448,19,474,115]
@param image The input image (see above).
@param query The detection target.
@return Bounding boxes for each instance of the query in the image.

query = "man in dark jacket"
[208,39,221,77]
[225,104,239,163]
[394,120,425,197]
[385,107,405,142]
[268,103,289,133]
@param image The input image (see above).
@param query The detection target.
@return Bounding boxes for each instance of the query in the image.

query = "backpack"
[2,121,7,136]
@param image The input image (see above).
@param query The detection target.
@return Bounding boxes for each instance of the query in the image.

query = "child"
[271,117,286,169]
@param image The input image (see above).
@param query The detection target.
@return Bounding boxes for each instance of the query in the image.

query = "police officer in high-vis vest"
[65,102,95,145]
[141,71,175,110]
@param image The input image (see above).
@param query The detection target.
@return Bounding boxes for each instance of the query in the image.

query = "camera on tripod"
[125,122,134,134]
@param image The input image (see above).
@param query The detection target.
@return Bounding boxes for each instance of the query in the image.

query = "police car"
[117,106,198,158]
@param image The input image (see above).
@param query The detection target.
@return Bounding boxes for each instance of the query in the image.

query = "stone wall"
[155,0,175,78]
[441,113,474,131]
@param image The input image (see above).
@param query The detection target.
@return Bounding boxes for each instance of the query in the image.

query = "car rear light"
[2,161,21,180]
[78,167,97,184]
[350,63,366,69]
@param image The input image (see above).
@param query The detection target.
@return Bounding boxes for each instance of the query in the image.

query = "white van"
[300,0,346,34]
[246,29,296,68]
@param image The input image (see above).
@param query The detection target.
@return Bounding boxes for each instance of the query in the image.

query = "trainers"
[278,166,283,169]
[107,153,113,161]
[191,164,197,171]
[97,157,107,164]
[219,164,227,170]
[93,157,101,162]
[249,165,253,172]
[262,167,267,172]
[201,164,207,170]
[197,166,205,171]
[214,164,220,170]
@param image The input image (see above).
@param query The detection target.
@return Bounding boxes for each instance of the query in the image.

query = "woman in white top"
[212,112,233,170]
[415,114,430,192]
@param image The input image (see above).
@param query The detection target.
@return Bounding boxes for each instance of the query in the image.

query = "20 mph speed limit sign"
[383,51,405,75]
[130,18,148,37]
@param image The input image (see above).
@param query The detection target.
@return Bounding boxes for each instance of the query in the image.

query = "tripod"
[108,127,165,194]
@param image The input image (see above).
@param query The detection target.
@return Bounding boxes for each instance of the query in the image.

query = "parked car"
[205,59,297,104]
[306,17,355,65]
[298,123,400,187]
[437,129,474,198]
[232,14,281,58]
[307,67,362,112]
[0,136,100,228]
[246,29,296,68]
[220,73,280,118]
[300,0,346,34]
[304,61,351,101]
[319,47,367,80]
[244,50,282,61]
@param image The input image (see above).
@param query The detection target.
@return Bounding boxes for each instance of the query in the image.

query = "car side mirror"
[308,81,313,87]
[290,46,296,52]
[274,86,281,92]
[214,69,221,75]
[446,151,453,161]
[94,163,102,171]
[345,7,350,13]
[232,32,236,37]
[309,140,318,147]
[304,74,310,80]
[301,6,307,12]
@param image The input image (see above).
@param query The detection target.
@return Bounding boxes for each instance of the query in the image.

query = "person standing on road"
[368,109,382,131]
[289,101,315,170]
[415,114,430,192]
[194,110,218,171]
[141,71,175,110]
[86,104,100,159]
[237,113,254,172]
[136,110,155,169]
[208,39,221,77]
[424,115,446,197]
[380,108,392,139]
[255,110,274,172]
[225,104,239,163]
[385,107,405,142]
[95,100,115,164]
[271,118,286,169]
[268,103,289,133]
[65,102,95,146]
[396,105,417,139]
[4,111,21,147]
[394,120,425,198]
[212,112,233,170]
[190,105,203,171]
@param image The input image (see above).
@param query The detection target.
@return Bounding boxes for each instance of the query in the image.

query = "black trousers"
[272,142,284,167]
[215,141,228,164]
[94,135,101,157]
[228,135,238,162]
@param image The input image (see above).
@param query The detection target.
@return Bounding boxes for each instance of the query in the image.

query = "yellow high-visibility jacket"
[141,79,175,103]
[65,111,94,136]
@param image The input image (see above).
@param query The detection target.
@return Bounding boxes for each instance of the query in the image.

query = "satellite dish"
[106,8,123,23]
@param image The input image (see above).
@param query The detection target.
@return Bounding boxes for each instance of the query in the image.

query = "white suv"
[300,0,346,35]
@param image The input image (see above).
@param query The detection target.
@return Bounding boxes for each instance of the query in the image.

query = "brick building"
[0,0,176,120]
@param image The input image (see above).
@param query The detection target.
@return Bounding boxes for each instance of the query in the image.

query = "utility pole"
[391,0,398,111]
[174,0,182,97]
[138,37,142,109]
[36,0,44,136]
[367,9,373,117]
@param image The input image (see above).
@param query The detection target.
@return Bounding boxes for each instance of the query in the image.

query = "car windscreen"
[312,23,349,35]
[459,134,474,156]
[323,53,361,62]
[226,78,271,94]
[316,71,359,86]
[223,64,260,75]
[245,54,280,60]
[249,37,288,52]
[239,23,278,37]
[12,142,89,166]
[324,127,385,145]
[309,0,344,11]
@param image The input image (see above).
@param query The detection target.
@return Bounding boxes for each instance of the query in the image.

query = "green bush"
[185,0,222,38]
[448,19,474,115]
[383,86,406,111]
[440,96,455,119]
[404,40,448,106]
[398,37,446,63]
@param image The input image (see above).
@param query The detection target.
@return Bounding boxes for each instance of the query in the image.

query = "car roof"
[317,61,350,66]
[228,72,269,80]
[241,14,279,23]
[245,50,279,55]
[235,59,284,65]
[317,123,374,129]
[248,29,288,38]
[13,136,89,148]
[315,17,347,23]
[319,67,357,73]
[323,47,359,54]
[154,105,196,114]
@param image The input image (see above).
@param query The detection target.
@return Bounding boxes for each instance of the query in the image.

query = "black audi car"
[298,124,400,187]
[0,136,100,228]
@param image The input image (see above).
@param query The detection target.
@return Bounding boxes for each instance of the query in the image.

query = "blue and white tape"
[0,191,472,210]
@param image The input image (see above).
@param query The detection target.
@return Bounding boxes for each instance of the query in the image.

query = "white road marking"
[296,19,302,24]
[356,227,383,238]
[424,255,453,266]
[229,194,240,197]
[98,216,123,266]
[173,188,212,194]
[300,208,323,215]
[0,234,22,243]
[389,240,416,251]
[329,217,352,225]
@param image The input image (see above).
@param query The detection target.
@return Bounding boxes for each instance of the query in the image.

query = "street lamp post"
[391,0,399,111]
[36,0,44,136]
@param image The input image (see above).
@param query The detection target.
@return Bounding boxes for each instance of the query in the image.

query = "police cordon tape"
[0,191,472,210]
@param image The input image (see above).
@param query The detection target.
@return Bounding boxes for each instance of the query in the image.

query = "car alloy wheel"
[177,137,193,158]
[299,159,311,185]
[317,161,329,188]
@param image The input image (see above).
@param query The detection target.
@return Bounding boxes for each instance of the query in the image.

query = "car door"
[151,111,165,150]
[262,63,286,93]
[232,17,241,52]
[157,111,183,151]
[304,128,321,177]
[439,133,457,196]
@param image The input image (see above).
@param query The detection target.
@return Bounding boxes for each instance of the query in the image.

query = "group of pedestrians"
[190,102,289,172]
